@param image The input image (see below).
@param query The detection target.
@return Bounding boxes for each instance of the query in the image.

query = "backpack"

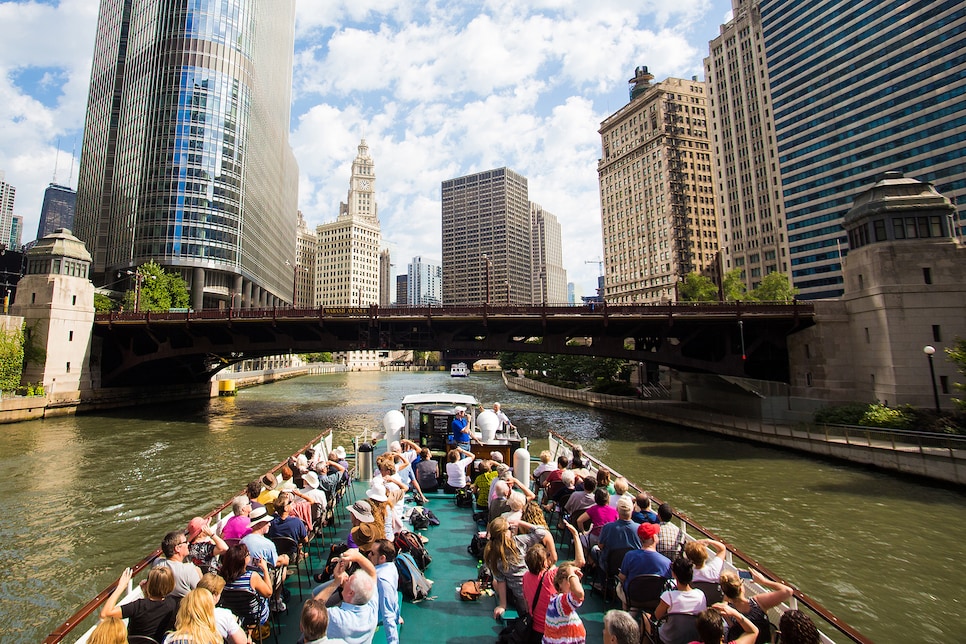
[455,488,474,508]
[317,542,349,583]
[409,507,431,530]
[394,530,432,570]
[467,531,488,560]
[395,551,433,602]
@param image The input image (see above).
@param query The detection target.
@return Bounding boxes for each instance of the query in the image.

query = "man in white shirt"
[493,402,516,432]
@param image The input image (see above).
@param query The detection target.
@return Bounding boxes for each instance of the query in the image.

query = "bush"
[859,403,913,429]
[814,403,869,425]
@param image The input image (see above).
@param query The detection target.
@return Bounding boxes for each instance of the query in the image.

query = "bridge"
[92,302,815,386]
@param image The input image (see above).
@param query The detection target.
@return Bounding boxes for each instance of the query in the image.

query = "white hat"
[249,506,274,527]
[302,471,320,489]
[334,446,347,460]
[348,500,375,523]
[366,482,388,503]
[455,406,467,412]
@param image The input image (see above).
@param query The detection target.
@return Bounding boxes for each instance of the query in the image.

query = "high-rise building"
[8,215,22,249]
[294,211,316,308]
[316,140,381,308]
[530,203,568,303]
[705,0,788,293]
[441,168,533,305]
[0,171,15,250]
[407,256,442,306]
[379,249,392,307]
[396,274,409,306]
[74,1,299,310]
[598,68,718,303]
[759,0,966,299]
[37,183,77,242]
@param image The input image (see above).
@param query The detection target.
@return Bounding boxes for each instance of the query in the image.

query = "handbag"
[459,579,483,601]
[496,570,548,644]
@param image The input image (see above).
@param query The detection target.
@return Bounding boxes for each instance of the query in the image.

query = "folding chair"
[219,588,276,644]
[270,535,305,601]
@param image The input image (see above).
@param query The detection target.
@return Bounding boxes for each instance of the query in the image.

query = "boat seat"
[219,588,275,643]
[620,574,667,614]
[596,546,634,602]
[692,580,723,605]
[270,535,305,601]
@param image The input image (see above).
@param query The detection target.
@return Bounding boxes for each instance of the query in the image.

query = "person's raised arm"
[204,523,228,557]
[563,564,584,603]
[715,603,759,644]
[562,519,585,569]
[99,567,132,620]
[327,459,346,473]
[749,568,793,610]
[541,528,558,566]
[700,538,727,561]
[251,559,273,598]
[509,476,535,500]
[341,546,376,579]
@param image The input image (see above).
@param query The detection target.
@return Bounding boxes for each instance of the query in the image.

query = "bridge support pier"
[192,268,205,311]
[243,280,253,309]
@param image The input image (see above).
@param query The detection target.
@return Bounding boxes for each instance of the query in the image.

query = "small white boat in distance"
[450,362,469,377]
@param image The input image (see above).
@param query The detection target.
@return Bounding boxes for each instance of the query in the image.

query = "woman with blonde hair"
[87,617,127,644]
[484,516,557,620]
[719,568,793,644]
[162,588,221,644]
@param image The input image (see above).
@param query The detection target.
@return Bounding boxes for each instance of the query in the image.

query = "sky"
[0,0,734,297]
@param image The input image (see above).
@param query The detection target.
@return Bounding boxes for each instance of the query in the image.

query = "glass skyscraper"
[74,0,299,309]
[760,0,966,299]
[37,183,77,241]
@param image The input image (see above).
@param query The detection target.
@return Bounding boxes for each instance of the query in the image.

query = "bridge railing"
[95,300,814,323]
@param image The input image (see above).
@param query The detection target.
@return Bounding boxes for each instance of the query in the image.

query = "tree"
[678,272,718,302]
[94,293,117,313]
[748,272,798,303]
[722,268,747,302]
[123,261,190,312]
[946,340,966,411]
[0,326,24,393]
[300,352,333,363]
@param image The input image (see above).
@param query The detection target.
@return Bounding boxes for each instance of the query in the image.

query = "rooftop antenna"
[68,140,76,189]
[52,138,60,184]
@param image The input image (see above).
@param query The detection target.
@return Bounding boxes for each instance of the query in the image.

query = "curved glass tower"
[75,0,298,309]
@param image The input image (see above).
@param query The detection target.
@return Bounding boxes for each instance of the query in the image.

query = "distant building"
[567,282,576,304]
[530,203,568,303]
[379,248,392,307]
[442,168,533,305]
[759,0,966,299]
[8,215,22,249]
[73,1,299,309]
[705,0,788,293]
[37,183,77,241]
[598,68,718,303]
[294,211,316,308]
[396,274,409,306]
[0,171,15,250]
[407,256,442,306]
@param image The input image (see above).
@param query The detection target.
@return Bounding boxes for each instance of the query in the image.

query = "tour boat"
[49,418,869,644]
[450,362,470,377]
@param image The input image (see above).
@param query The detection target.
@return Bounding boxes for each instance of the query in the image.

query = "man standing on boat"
[492,402,516,433]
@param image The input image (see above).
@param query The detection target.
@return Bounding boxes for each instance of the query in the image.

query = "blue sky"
[0,0,734,295]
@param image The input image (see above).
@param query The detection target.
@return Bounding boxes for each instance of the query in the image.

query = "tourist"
[595,496,641,571]
[616,523,672,608]
[568,445,588,470]
[531,450,555,491]
[255,472,280,507]
[543,560,587,644]
[450,406,472,449]
[444,446,475,493]
[544,469,577,515]
[184,517,228,574]
[99,566,176,642]
[220,542,272,628]
[241,506,289,569]
[221,496,254,541]
[301,470,329,508]
[632,492,659,525]
[414,448,439,493]
[597,468,615,494]
[577,487,618,549]
[300,598,348,644]
[472,460,500,510]
[645,556,707,643]
[485,516,557,620]
[313,548,379,644]
[655,503,682,560]
[543,455,570,500]
[609,477,633,508]
[564,474,597,518]
[267,491,308,611]
[523,520,583,643]
[196,573,246,644]
[86,616,126,644]
[366,482,395,540]
[245,480,264,511]
[692,605,759,644]
[777,609,821,644]
[161,587,221,644]
[685,538,728,584]
[719,568,793,644]
[602,610,640,644]
[366,539,401,644]
[501,491,528,531]
[155,530,202,598]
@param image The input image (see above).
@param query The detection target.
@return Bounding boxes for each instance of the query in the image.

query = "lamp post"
[923,345,941,414]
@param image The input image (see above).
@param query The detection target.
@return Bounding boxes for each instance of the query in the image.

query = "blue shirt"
[241,533,279,567]
[375,562,400,644]
[328,592,379,644]
[451,416,470,443]
[619,549,672,589]
[598,519,642,571]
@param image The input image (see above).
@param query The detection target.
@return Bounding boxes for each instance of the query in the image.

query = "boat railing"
[546,430,872,644]
[43,430,333,644]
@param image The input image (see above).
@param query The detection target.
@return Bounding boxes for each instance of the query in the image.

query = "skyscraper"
[441,168,532,305]
[74,1,299,310]
[8,215,22,249]
[705,0,788,293]
[759,0,966,299]
[379,249,392,307]
[0,171,15,250]
[396,274,409,306]
[315,140,381,307]
[294,210,316,308]
[530,203,568,304]
[407,256,442,306]
[37,183,77,241]
[598,68,718,303]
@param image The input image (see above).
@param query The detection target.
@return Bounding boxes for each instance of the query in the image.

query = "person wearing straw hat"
[185,516,228,574]
[366,481,396,541]
[300,470,328,508]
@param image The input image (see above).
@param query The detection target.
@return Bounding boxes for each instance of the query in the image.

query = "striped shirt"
[542,592,585,644]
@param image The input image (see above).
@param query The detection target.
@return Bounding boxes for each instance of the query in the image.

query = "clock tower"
[341,138,377,222]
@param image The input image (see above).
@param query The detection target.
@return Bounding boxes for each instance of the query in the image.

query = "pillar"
[192,267,205,311]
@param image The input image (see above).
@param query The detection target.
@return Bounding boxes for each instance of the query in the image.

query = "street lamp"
[923,345,941,414]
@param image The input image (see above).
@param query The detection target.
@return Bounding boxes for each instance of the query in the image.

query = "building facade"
[37,183,77,242]
[759,0,966,299]
[407,256,442,306]
[441,168,533,305]
[705,0,788,293]
[598,68,718,303]
[379,248,392,307]
[396,274,408,306]
[0,171,15,250]
[74,0,299,310]
[529,203,568,303]
[294,211,316,308]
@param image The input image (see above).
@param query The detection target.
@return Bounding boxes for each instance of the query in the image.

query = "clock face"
[360,180,370,190]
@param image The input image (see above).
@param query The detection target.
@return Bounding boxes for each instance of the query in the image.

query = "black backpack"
[394,530,432,570]
[455,488,474,508]
[467,531,488,560]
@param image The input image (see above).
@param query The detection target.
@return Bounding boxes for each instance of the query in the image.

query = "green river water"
[0,371,962,642]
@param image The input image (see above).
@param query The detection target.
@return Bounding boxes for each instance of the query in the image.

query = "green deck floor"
[271,483,611,643]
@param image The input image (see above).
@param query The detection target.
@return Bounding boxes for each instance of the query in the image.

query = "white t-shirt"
[446,455,474,488]
[214,606,244,640]
[660,587,707,615]
[692,556,725,584]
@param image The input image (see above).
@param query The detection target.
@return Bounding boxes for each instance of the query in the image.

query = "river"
[2,371,962,642]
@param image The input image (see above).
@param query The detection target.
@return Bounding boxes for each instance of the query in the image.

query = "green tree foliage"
[678,273,718,302]
[498,352,629,389]
[722,268,747,302]
[859,403,914,429]
[946,340,966,411]
[300,352,333,363]
[123,261,190,312]
[0,326,24,393]
[748,272,798,303]
[94,293,117,312]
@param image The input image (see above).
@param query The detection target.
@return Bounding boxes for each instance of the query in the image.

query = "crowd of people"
[86,410,825,644]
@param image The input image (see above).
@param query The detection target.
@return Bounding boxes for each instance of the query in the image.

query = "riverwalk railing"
[547,430,872,644]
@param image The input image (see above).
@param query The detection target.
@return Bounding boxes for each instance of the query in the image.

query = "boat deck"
[272,482,610,643]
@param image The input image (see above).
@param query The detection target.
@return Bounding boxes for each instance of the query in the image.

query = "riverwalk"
[504,372,966,485]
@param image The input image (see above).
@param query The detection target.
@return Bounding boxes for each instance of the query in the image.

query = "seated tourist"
[161,587,222,644]
[719,568,793,644]
[543,455,570,499]
[531,450,554,488]
[632,492,659,525]
[300,598,338,644]
[568,444,588,470]
[87,616,126,644]
[778,609,821,644]
[501,491,528,532]
[155,530,202,598]
[684,538,728,584]
[221,496,254,541]
[603,609,640,644]
[656,503,682,560]
[415,448,439,493]
[645,556,707,643]
[609,477,634,508]
[220,543,272,627]
[185,516,229,574]
[99,566,176,642]
[693,605,759,644]
[312,548,380,644]
[315,454,347,498]
[196,573,246,644]
[300,470,329,509]
[472,460,500,509]
[268,492,308,547]
[444,446,475,493]
[596,495,641,569]
[241,507,289,569]
[565,475,598,517]
[578,487,619,549]
[544,469,577,513]
[245,480,264,511]
[617,523,672,607]
[255,473,280,507]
